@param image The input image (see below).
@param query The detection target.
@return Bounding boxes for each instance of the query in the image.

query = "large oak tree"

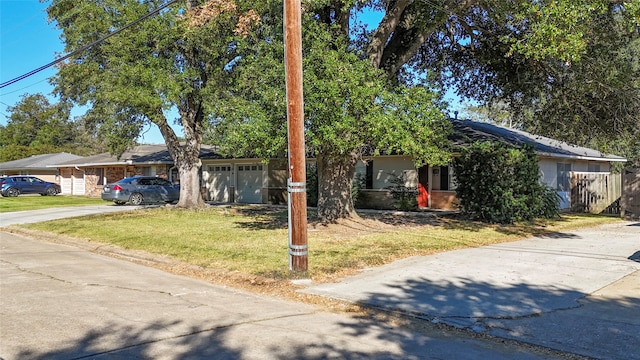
[208,16,452,220]
[47,0,259,208]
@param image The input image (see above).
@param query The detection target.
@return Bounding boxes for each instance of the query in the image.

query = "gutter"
[536,153,627,162]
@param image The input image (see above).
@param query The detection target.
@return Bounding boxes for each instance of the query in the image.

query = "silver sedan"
[101,176,180,205]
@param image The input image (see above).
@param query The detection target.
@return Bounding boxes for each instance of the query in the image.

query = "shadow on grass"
[226,206,609,242]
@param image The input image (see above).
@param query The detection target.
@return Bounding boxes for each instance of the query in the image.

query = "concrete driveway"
[303,221,640,359]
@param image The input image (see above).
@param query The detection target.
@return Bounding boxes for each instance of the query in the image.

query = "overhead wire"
[0,0,180,90]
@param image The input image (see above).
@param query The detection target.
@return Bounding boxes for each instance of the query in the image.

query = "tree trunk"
[316,153,359,222]
[152,106,206,209]
[175,159,205,208]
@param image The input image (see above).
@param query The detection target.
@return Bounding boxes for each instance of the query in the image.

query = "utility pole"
[284,0,308,272]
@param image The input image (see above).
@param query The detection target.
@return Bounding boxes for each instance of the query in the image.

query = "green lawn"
[21,206,623,281]
[0,195,106,213]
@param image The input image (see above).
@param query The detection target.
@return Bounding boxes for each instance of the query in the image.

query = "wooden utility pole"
[284,0,308,272]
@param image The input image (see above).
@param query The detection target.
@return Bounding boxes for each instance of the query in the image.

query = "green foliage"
[0,94,103,161]
[306,162,319,207]
[452,142,560,224]
[208,15,451,219]
[386,172,418,211]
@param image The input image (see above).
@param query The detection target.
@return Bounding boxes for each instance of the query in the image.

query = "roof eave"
[537,152,627,162]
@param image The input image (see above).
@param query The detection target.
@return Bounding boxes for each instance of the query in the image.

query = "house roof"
[52,144,223,167]
[450,119,627,162]
[0,152,83,171]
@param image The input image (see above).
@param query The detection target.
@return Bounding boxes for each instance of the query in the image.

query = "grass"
[0,195,106,213]
[20,206,623,282]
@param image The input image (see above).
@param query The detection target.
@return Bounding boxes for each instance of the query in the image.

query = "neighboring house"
[0,153,83,185]
[51,145,219,196]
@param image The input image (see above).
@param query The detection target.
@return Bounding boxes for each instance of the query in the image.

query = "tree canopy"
[47,0,262,208]
[43,0,639,217]
[208,13,452,220]
[0,93,102,161]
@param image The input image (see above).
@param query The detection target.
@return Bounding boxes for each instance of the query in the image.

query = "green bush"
[452,142,560,223]
[386,172,418,211]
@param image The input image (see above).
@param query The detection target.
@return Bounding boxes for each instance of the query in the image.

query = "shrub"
[452,142,560,223]
[386,172,418,211]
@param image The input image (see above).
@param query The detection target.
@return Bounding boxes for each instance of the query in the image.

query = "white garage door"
[61,176,72,195]
[72,170,85,195]
[237,164,263,203]
[206,165,232,202]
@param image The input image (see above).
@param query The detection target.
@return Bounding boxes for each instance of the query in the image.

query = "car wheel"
[130,193,144,205]
[46,187,58,196]
[114,201,127,205]
[6,187,19,197]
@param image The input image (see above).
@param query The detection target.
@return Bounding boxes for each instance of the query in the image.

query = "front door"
[417,165,429,208]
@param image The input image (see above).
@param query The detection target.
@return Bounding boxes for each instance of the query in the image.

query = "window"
[141,167,151,176]
[440,166,450,191]
[365,161,373,189]
[588,163,601,172]
[96,168,104,185]
[557,163,572,191]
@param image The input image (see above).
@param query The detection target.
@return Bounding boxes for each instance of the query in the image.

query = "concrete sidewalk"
[303,221,640,359]
[1,231,562,360]
[0,204,144,227]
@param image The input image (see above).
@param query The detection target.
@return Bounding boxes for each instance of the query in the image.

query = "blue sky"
[0,0,169,144]
[1,1,464,146]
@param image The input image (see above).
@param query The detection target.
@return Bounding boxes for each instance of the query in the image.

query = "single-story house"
[50,145,219,196]
[199,119,626,210]
[43,119,626,210]
[0,152,83,184]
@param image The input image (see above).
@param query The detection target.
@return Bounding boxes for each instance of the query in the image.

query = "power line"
[0,0,180,89]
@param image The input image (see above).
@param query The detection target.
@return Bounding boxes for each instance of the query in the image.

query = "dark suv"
[0,176,61,197]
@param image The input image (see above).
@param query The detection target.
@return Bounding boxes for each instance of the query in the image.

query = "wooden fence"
[621,168,640,219]
[570,172,622,214]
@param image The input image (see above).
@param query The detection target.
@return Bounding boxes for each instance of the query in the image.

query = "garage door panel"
[207,165,231,202]
[237,165,262,203]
